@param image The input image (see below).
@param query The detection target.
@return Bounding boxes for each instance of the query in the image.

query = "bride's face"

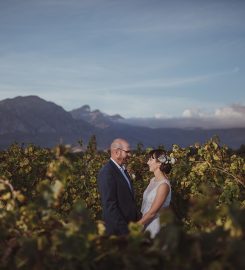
[147,156,160,172]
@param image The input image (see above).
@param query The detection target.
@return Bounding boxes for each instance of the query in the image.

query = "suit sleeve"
[98,169,128,234]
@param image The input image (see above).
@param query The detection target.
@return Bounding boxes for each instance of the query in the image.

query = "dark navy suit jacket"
[97,159,138,235]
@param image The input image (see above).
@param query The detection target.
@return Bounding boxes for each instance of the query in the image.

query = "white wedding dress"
[141,178,171,238]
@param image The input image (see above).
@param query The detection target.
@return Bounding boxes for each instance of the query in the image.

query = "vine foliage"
[0,137,244,269]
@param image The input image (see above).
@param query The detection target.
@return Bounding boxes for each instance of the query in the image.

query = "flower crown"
[158,154,176,165]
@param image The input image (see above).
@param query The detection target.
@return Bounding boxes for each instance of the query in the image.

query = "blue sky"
[0,0,244,127]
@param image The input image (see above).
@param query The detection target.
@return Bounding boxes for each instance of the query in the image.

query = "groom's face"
[118,143,131,165]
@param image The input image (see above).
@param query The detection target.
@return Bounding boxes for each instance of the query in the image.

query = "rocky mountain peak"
[70,105,124,128]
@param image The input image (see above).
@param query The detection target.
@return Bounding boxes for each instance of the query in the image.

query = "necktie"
[119,166,132,192]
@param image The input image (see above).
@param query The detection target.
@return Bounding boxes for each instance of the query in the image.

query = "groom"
[97,138,139,235]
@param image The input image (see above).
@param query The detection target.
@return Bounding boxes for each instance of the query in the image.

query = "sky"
[0,0,245,128]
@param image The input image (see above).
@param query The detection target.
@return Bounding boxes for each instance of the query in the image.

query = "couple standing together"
[97,138,175,238]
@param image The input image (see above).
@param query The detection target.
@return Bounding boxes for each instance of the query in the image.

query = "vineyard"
[0,136,244,270]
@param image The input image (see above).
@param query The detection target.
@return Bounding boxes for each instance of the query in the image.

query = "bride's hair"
[148,149,172,174]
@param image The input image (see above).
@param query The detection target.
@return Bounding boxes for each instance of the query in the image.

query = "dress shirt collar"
[110,158,122,170]
[110,158,127,171]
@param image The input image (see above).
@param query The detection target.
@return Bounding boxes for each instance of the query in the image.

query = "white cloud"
[182,108,205,118]
[122,104,245,129]
[214,104,244,118]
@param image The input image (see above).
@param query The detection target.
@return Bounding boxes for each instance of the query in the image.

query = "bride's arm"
[138,183,170,226]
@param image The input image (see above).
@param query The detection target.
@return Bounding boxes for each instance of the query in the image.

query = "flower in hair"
[158,155,176,165]
[170,157,176,164]
[158,155,167,164]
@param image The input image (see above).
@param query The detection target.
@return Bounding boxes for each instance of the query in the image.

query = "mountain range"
[0,96,244,150]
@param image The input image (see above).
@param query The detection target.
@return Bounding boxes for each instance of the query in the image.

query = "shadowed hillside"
[0,96,244,149]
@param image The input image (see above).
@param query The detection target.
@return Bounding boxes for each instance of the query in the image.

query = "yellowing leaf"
[0,192,11,201]
[52,180,64,200]
[213,154,220,161]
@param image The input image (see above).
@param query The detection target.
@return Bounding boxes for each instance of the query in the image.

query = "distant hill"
[0,96,96,148]
[93,123,245,150]
[0,96,244,149]
[70,105,123,128]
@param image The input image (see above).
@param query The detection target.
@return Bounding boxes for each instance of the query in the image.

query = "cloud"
[214,104,245,118]
[182,108,204,118]
[121,104,245,129]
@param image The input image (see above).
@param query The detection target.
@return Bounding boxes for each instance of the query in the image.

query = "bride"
[138,149,175,238]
